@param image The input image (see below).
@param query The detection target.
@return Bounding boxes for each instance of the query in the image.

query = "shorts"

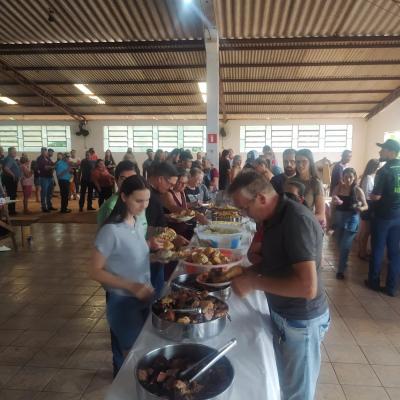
[22,185,33,198]
[360,201,373,221]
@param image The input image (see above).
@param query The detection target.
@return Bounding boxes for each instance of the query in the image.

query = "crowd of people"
[1,139,400,398]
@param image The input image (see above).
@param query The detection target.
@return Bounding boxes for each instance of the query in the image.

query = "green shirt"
[97,193,148,234]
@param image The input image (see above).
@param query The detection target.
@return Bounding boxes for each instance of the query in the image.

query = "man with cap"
[365,139,400,296]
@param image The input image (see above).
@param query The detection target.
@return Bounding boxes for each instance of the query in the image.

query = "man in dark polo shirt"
[147,162,189,294]
[270,148,297,194]
[365,139,400,297]
[228,171,329,400]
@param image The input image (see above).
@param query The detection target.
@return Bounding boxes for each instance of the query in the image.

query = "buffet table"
[106,225,281,400]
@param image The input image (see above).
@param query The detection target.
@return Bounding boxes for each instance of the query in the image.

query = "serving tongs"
[179,338,237,383]
[165,307,203,314]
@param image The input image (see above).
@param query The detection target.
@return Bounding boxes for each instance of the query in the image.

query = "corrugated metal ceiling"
[0,0,400,119]
[0,0,204,44]
[215,0,400,39]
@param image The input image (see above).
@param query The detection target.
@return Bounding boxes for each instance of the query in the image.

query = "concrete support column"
[205,27,219,168]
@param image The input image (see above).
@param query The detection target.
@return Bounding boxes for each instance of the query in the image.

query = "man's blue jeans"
[368,216,400,295]
[39,177,53,210]
[271,309,330,400]
[334,211,360,273]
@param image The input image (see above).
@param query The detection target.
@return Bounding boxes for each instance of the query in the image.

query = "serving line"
[106,221,280,400]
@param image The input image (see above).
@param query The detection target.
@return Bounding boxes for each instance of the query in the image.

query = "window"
[157,126,179,151]
[132,126,153,152]
[183,126,206,152]
[104,125,206,152]
[384,130,400,143]
[240,124,352,153]
[0,125,18,149]
[0,125,71,152]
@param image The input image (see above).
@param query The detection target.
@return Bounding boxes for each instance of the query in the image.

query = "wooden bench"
[10,216,40,247]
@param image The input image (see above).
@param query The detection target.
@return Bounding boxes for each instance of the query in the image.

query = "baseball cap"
[377,139,400,153]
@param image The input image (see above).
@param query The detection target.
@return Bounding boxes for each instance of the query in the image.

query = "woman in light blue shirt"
[89,175,163,377]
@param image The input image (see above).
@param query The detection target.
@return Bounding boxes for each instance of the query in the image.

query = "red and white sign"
[207,133,217,144]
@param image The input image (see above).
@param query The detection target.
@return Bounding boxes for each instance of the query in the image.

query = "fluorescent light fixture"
[74,84,93,95]
[198,81,207,94]
[0,96,17,105]
[183,0,193,4]
[89,95,106,105]
[201,94,207,103]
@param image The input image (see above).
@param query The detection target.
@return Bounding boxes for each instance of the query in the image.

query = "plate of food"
[181,247,243,269]
[169,209,196,222]
[196,265,244,288]
[150,228,180,262]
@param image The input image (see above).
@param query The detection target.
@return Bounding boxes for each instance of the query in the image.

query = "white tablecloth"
[106,225,281,400]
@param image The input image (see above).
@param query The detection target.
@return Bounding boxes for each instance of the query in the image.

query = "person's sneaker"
[79,208,83,212]
[336,272,345,280]
[49,207,57,211]
[60,209,72,214]
[87,207,96,211]
[380,286,396,297]
[42,208,50,213]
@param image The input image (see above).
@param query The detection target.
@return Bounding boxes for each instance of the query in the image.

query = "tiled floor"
[1,222,400,400]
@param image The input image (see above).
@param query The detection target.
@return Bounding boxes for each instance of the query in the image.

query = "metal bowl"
[151,293,229,342]
[136,343,234,400]
[171,273,231,302]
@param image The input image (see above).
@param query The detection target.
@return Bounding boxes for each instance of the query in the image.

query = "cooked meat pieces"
[138,355,227,400]
[176,316,191,324]
[154,289,227,324]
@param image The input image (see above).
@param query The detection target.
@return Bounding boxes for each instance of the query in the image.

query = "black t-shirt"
[270,173,287,194]
[260,195,328,320]
[372,159,400,219]
[219,158,231,190]
[146,186,167,227]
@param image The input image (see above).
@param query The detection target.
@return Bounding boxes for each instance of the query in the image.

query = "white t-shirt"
[361,175,375,200]
[95,220,151,297]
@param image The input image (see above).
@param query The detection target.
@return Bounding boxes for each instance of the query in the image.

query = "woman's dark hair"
[221,149,230,159]
[295,149,318,179]
[360,159,380,187]
[342,167,358,203]
[154,149,164,162]
[103,175,149,226]
[176,167,189,179]
[104,150,115,164]
[95,159,104,167]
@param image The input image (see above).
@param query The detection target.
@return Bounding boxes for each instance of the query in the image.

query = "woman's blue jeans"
[334,211,360,273]
[106,292,149,377]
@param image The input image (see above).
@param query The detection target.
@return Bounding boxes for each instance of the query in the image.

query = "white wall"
[366,98,400,162]
[1,117,367,173]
